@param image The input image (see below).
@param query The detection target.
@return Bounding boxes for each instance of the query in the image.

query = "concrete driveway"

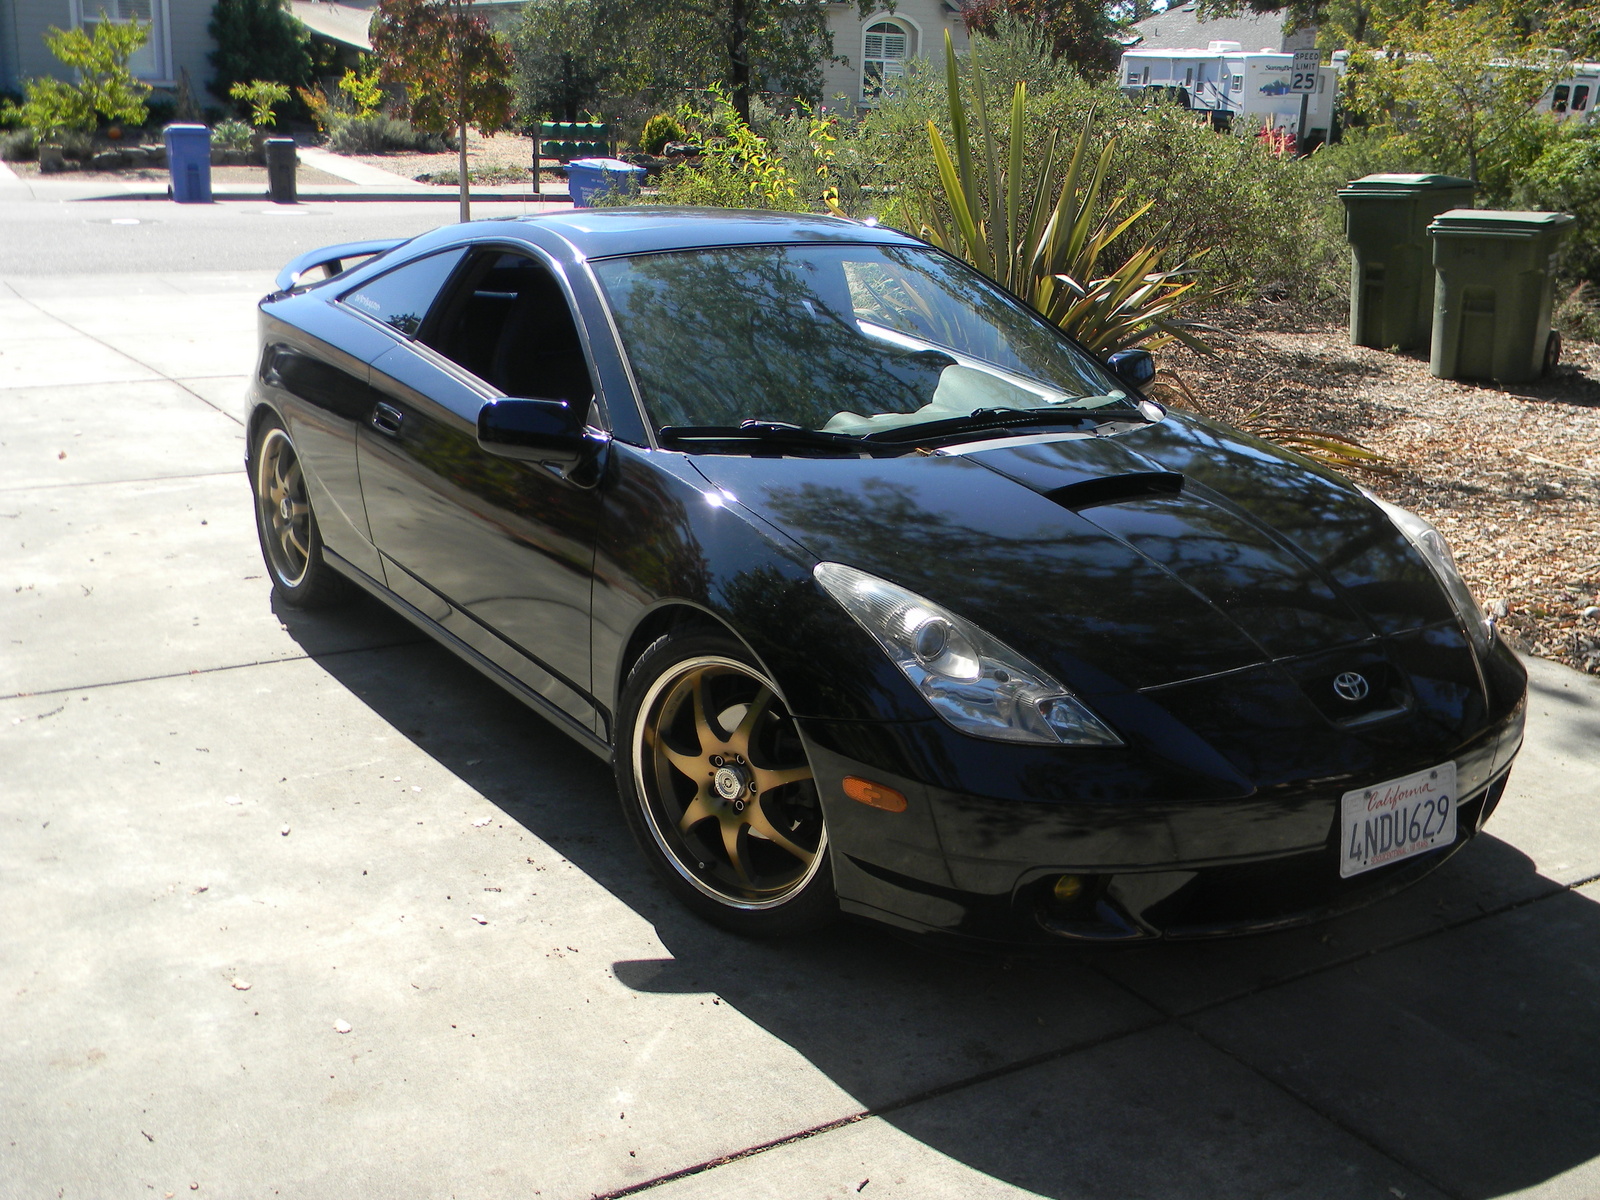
[3,269,1599,1200]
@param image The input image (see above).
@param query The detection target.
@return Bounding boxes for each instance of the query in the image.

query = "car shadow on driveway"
[298,595,1600,1200]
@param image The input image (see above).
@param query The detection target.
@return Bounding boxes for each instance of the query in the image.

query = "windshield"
[591,243,1130,438]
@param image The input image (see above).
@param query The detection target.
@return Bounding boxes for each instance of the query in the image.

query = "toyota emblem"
[1333,671,1370,702]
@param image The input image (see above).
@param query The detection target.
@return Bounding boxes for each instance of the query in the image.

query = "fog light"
[843,776,907,813]
[1052,874,1084,904]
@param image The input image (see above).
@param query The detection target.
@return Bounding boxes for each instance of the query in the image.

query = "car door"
[355,246,607,738]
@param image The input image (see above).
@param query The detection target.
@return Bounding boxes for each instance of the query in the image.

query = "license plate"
[1339,762,1457,879]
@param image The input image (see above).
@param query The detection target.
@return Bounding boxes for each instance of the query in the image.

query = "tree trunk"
[458,73,470,223]
[727,0,751,123]
[458,120,470,222]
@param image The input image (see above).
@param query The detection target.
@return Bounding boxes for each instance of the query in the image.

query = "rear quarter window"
[340,248,468,337]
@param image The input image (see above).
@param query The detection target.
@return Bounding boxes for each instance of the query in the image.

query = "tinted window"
[593,243,1124,435]
[1574,85,1590,111]
[341,248,467,337]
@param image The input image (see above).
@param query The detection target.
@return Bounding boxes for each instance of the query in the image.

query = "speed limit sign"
[1290,49,1320,93]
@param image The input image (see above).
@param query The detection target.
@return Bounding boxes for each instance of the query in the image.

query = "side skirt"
[324,548,613,763]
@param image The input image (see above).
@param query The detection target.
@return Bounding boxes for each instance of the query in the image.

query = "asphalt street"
[0,196,555,275]
[4,192,1600,1199]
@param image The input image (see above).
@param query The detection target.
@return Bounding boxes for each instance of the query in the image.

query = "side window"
[422,251,595,407]
[1574,85,1591,112]
[341,248,468,338]
[1552,84,1570,113]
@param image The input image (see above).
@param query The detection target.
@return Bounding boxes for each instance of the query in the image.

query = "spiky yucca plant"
[913,31,1213,356]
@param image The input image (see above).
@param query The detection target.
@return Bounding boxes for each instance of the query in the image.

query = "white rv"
[1537,63,1600,123]
[1118,41,1343,145]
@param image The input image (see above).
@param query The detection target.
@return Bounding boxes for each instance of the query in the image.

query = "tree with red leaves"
[370,0,514,221]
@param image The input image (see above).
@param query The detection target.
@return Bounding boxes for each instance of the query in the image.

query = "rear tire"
[249,415,349,609]
[615,631,837,937]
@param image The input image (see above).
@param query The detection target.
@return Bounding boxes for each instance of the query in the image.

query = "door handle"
[371,402,404,435]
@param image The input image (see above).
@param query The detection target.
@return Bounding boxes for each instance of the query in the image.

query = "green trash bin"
[1339,173,1475,352]
[1427,209,1575,383]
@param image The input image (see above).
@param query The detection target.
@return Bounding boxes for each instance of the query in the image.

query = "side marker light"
[843,776,907,813]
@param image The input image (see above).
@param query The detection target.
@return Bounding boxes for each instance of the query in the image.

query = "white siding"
[822,0,969,109]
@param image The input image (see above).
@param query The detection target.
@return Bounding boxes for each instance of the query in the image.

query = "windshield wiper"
[658,421,897,456]
[862,405,1147,444]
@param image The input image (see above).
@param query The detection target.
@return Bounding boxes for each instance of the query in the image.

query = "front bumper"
[797,638,1528,947]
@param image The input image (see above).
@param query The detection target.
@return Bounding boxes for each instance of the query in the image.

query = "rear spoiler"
[272,238,409,294]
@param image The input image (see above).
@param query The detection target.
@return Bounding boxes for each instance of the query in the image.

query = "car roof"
[498,207,924,258]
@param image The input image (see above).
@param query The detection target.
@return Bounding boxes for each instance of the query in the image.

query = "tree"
[962,0,1123,76]
[1343,0,1562,185]
[512,0,637,123]
[1,18,151,141]
[208,0,312,103]
[370,0,514,222]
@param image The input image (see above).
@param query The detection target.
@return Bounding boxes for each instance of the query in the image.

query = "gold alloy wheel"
[633,655,826,908]
[255,427,312,588]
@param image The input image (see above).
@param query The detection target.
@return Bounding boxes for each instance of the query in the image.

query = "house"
[1,0,215,95]
[820,0,970,109]
[1125,3,1315,55]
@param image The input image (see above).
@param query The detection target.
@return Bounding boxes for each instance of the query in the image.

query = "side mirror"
[477,397,605,471]
[1106,348,1156,391]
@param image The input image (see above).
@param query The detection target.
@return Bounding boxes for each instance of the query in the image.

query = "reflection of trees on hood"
[600,249,950,430]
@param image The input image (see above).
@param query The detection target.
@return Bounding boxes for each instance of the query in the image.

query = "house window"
[73,0,169,83]
[1231,73,1243,92]
[863,21,909,101]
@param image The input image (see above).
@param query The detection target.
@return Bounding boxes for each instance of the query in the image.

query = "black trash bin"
[264,138,297,204]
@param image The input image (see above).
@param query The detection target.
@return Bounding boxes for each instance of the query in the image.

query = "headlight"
[1363,491,1494,655]
[813,562,1123,746]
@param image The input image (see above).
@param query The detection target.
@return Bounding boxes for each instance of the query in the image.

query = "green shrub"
[211,117,254,152]
[0,127,36,161]
[418,164,530,185]
[1516,122,1600,287]
[229,78,290,128]
[208,0,312,103]
[639,113,685,155]
[325,112,447,154]
[854,26,1327,304]
[1,20,151,140]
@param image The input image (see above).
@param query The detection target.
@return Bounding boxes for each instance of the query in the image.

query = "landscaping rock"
[91,150,127,170]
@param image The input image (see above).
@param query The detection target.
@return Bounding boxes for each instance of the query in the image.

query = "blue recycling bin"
[567,157,644,207]
[164,123,212,203]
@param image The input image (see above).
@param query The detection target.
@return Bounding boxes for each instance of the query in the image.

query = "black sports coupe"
[248,209,1526,945]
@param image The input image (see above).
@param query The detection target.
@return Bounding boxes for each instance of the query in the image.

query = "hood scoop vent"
[1046,471,1184,512]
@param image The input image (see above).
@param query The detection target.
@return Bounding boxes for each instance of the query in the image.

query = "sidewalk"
[0,143,573,204]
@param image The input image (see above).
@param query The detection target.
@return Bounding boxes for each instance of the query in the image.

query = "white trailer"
[1118,41,1343,144]
[1537,63,1600,123]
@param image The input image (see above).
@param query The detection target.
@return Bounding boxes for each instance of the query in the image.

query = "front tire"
[616,631,836,936]
[249,415,348,609]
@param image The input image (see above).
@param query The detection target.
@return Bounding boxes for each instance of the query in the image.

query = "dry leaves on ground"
[1163,309,1600,676]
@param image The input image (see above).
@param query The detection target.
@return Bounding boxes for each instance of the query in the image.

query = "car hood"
[691,412,1453,697]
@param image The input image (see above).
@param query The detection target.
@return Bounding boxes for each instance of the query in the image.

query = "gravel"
[1164,310,1600,676]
